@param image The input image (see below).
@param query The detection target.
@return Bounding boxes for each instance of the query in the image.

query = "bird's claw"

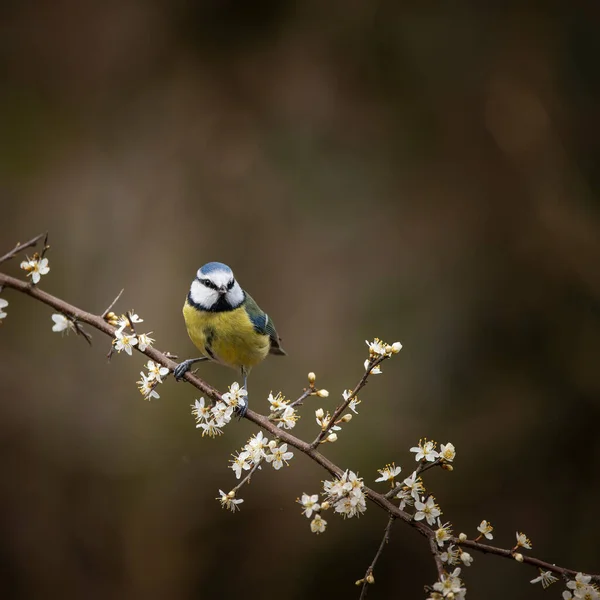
[173,360,193,381]
[236,400,248,419]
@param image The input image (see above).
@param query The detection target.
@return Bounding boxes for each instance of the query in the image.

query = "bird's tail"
[269,346,287,356]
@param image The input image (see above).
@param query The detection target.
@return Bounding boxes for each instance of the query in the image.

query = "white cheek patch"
[226,281,244,307]
[190,279,218,309]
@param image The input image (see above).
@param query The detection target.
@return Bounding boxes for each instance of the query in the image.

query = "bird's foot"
[173,359,196,381]
[236,397,248,419]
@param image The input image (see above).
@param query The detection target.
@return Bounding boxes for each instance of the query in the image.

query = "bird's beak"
[218,285,228,295]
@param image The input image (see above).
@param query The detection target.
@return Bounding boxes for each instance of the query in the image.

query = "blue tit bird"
[173,262,286,416]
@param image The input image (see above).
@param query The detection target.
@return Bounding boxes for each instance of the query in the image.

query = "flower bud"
[320,501,330,510]
[105,311,119,326]
[315,408,324,419]
[341,414,353,423]
[308,372,316,385]
[227,490,236,499]
[355,580,364,586]
[366,574,375,584]
[513,553,524,563]
[442,463,454,471]
[327,433,338,443]
[391,342,403,353]
[317,389,329,398]
[458,533,467,542]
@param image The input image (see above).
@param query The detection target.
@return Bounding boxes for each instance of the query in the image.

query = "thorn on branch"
[101,288,124,319]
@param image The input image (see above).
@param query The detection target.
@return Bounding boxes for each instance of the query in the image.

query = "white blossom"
[268,391,289,411]
[211,401,234,427]
[441,544,460,565]
[434,519,453,547]
[414,495,441,526]
[20,256,50,284]
[364,359,382,374]
[403,471,425,501]
[51,313,74,333]
[433,567,466,597]
[515,531,532,550]
[137,332,155,351]
[192,398,212,424]
[298,493,320,518]
[217,490,243,512]
[222,382,248,410]
[343,389,361,413]
[440,442,456,462]
[460,551,473,567]
[146,360,169,383]
[198,420,224,438]
[265,443,293,470]
[137,372,160,400]
[410,439,440,462]
[323,470,367,519]
[277,405,298,430]
[566,573,598,598]
[375,463,402,483]
[244,432,270,462]
[113,330,138,355]
[230,451,252,479]
[530,570,559,589]
[477,519,494,540]
[310,514,327,534]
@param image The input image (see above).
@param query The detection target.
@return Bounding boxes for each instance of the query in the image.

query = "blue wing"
[245,294,286,356]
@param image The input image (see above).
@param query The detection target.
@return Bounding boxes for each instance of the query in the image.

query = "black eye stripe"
[200,278,217,290]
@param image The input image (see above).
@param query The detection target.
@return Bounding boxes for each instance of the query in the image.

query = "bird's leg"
[237,367,249,418]
[173,357,209,381]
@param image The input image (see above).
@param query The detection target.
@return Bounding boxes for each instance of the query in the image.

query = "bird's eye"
[200,278,215,289]
[227,280,234,290]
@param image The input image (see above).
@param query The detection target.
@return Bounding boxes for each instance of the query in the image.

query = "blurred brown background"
[1,1,600,598]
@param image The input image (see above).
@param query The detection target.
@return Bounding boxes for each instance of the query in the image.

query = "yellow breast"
[182,301,270,370]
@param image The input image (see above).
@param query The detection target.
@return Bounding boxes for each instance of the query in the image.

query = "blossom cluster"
[364,337,402,373]
[216,430,294,513]
[20,254,50,284]
[137,360,169,400]
[297,470,366,535]
[192,382,248,437]
[229,431,294,479]
[109,311,155,355]
[559,573,599,598]
[268,391,299,430]
[427,568,467,599]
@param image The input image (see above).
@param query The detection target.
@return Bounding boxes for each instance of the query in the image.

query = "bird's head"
[189,262,244,310]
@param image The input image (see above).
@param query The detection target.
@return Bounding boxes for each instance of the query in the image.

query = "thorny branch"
[1,236,599,596]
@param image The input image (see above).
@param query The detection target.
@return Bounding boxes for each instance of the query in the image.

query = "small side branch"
[428,535,445,579]
[358,514,395,599]
[0,232,47,265]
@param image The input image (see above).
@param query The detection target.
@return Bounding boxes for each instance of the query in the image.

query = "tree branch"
[1,267,599,591]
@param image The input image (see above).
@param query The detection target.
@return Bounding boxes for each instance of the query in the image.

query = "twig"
[311,355,386,448]
[230,459,263,494]
[0,233,46,265]
[101,288,124,319]
[359,515,395,599]
[1,269,599,589]
[289,387,314,409]
[428,535,445,579]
